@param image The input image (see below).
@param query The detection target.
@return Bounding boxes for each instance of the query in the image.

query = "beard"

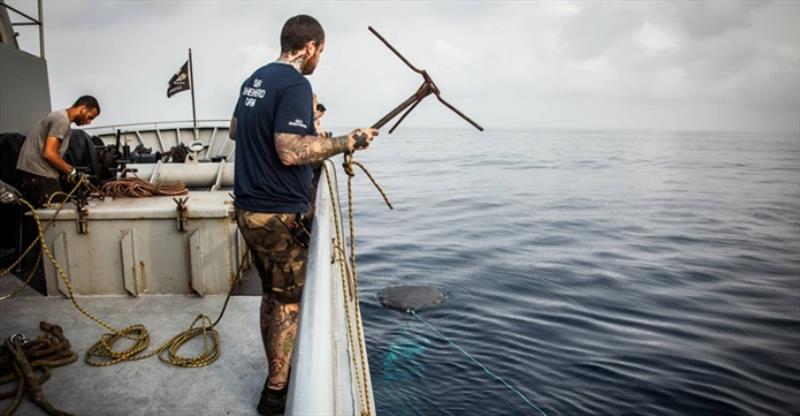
[301,54,320,75]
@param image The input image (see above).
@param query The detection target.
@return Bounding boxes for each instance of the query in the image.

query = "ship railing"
[84,120,233,161]
[286,160,376,415]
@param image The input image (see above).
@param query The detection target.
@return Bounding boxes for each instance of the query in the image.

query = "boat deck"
[0,282,269,416]
[1,160,372,415]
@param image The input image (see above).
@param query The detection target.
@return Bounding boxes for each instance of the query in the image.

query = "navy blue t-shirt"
[232,63,316,213]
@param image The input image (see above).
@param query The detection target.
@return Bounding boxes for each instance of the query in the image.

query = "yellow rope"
[323,164,364,413]
[0,186,76,281]
[100,177,188,198]
[0,252,40,301]
[2,156,384,409]
[6,176,246,368]
[45,191,70,205]
[1,175,91,288]
[326,154,393,415]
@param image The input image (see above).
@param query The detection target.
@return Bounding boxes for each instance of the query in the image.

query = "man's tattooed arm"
[275,128,379,166]
[275,133,350,166]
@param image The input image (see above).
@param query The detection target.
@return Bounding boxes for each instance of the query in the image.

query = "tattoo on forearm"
[276,133,349,165]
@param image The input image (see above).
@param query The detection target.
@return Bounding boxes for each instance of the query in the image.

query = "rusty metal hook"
[368,26,484,134]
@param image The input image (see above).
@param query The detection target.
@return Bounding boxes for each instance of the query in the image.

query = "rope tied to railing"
[324,155,395,416]
[341,151,393,294]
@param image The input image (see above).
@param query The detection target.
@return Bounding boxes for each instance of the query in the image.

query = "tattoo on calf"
[263,297,300,389]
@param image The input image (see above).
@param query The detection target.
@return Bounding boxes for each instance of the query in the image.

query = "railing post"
[37,0,44,58]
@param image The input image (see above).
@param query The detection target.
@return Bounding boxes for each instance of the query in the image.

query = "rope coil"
[1,322,79,416]
[1,156,383,414]
[99,177,188,198]
[5,176,247,369]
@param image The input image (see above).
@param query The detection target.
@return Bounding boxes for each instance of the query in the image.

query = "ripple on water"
[359,129,800,415]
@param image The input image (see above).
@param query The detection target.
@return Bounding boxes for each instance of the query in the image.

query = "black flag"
[167,61,190,98]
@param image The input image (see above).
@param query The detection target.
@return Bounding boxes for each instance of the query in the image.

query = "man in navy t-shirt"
[229,14,379,416]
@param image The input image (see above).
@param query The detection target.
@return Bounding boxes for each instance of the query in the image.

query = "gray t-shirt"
[16,109,71,179]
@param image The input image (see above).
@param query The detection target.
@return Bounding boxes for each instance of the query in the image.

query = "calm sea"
[342,129,800,415]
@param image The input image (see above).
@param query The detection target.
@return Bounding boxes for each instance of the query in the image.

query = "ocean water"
[341,129,800,415]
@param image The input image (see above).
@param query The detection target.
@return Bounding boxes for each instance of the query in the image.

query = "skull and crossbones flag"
[167,61,191,98]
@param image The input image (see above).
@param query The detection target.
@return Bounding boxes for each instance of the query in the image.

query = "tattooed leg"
[265,296,300,390]
[260,293,274,362]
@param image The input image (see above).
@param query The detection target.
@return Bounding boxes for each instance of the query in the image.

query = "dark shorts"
[235,207,309,303]
[18,171,62,208]
[16,171,61,294]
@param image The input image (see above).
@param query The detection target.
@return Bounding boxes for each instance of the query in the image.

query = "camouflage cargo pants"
[236,207,309,389]
[236,208,308,302]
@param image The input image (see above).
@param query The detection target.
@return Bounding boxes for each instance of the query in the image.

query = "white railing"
[286,160,375,415]
[83,119,229,137]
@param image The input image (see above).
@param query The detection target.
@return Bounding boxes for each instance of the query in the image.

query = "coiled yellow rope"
[6,177,245,368]
[99,177,188,198]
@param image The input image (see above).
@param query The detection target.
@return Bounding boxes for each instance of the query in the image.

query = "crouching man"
[16,95,99,207]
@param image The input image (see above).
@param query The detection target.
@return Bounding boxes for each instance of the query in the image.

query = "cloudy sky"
[8,0,800,133]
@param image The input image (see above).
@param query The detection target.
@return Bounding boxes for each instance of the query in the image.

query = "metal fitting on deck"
[75,195,90,234]
[174,197,189,231]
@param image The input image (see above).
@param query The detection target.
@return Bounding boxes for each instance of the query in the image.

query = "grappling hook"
[368,26,484,134]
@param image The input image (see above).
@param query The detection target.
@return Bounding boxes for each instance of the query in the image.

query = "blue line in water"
[410,310,547,416]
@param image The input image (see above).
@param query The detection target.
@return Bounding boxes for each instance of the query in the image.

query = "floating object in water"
[378,285,445,312]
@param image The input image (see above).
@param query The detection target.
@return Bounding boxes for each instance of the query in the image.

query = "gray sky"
[8,0,800,133]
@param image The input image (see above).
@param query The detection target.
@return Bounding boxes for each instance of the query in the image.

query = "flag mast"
[188,48,198,137]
